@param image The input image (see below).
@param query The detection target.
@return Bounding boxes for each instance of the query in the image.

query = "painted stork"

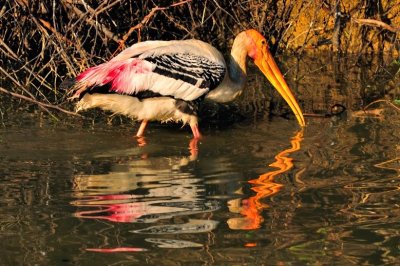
[65,29,305,139]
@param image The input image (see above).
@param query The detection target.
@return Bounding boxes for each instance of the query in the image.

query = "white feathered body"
[72,39,241,127]
[76,93,197,126]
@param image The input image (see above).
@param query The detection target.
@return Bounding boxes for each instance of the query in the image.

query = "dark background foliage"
[0,0,399,116]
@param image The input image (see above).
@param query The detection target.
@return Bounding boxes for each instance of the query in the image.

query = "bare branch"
[0,87,83,117]
[353,18,400,33]
[62,0,121,44]
[115,0,193,53]
[0,38,19,61]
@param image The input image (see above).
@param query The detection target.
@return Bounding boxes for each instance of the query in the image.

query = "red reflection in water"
[86,247,147,253]
[74,194,146,222]
[228,130,303,230]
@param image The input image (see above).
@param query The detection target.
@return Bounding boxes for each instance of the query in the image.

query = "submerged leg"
[189,124,201,160]
[189,138,199,160]
[136,120,148,137]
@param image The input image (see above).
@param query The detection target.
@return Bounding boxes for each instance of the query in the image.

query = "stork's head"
[244,29,305,127]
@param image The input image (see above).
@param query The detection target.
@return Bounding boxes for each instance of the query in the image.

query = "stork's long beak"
[254,49,305,127]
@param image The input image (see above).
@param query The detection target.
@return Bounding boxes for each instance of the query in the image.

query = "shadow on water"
[0,53,399,265]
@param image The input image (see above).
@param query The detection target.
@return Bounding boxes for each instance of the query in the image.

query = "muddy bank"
[276,0,400,54]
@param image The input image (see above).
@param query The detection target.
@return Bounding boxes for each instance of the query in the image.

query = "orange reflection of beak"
[254,49,305,127]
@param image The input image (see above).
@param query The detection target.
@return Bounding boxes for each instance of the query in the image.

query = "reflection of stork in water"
[227,130,303,230]
[72,150,224,252]
[71,153,219,223]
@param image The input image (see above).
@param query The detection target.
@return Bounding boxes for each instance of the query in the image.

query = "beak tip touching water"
[255,50,306,128]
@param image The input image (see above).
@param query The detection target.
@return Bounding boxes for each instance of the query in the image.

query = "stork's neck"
[228,39,248,88]
[205,33,248,103]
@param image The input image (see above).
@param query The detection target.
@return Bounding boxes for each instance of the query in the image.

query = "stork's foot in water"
[134,120,148,147]
[188,124,201,159]
[189,138,200,160]
[135,136,147,147]
[136,120,148,138]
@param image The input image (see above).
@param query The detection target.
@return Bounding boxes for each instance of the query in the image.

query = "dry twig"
[0,38,19,61]
[62,0,121,44]
[364,99,400,113]
[353,18,400,33]
[0,87,83,117]
[116,0,193,53]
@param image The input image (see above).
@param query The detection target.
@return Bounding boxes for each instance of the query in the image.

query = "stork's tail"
[59,77,80,101]
[61,59,135,100]
[60,75,87,100]
[60,77,76,91]
[61,63,111,100]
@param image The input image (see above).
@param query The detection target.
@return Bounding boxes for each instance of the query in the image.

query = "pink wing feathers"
[73,59,154,97]
[69,40,226,102]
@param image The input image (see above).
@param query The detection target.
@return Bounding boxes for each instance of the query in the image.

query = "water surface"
[1,54,399,265]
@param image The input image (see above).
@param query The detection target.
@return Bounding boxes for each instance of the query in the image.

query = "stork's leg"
[190,124,202,139]
[136,120,148,137]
